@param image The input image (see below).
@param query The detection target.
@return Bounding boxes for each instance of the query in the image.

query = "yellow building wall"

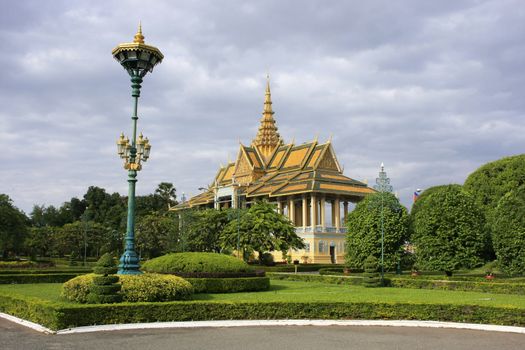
[270,236,346,264]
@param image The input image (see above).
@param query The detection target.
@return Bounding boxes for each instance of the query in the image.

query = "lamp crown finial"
[134,21,145,44]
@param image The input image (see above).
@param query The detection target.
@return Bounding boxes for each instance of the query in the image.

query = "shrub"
[363,255,382,287]
[410,185,488,275]
[141,252,254,275]
[260,252,275,266]
[61,273,193,303]
[464,154,525,226]
[0,261,36,269]
[491,185,525,275]
[87,253,121,304]
[119,274,193,302]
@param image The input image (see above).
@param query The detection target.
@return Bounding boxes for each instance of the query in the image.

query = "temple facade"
[174,78,375,263]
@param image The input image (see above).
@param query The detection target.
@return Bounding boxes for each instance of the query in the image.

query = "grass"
[1,280,525,309]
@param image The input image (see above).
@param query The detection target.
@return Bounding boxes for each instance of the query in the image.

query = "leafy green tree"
[0,194,29,258]
[411,185,487,276]
[345,192,409,271]
[184,209,231,253]
[135,213,179,258]
[464,154,525,225]
[25,226,56,257]
[155,182,177,209]
[84,187,126,232]
[221,200,304,261]
[491,185,525,275]
[54,221,110,258]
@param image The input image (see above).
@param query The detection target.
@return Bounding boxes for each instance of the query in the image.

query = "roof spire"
[263,74,274,115]
[252,75,283,162]
[134,21,145,44]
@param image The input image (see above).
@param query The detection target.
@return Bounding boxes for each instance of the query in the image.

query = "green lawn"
[1,280,525,308]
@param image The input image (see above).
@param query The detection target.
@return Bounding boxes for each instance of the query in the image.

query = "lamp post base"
[117,250,142,275]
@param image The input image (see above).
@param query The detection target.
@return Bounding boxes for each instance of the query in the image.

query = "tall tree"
[184,208,231,253]
[135,213,179,258]
[221,200,304,261]
[154,182,177,209]
[345,192,409,271]
[411,184,488,276]
[464,154,525,225]
[0,194,29,258]
[491,185,525,275]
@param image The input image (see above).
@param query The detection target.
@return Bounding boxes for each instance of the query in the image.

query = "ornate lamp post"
[374,163,393,285]
[112,24,163,274]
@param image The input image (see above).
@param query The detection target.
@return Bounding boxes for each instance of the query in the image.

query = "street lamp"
[374,162,393,285]
[113,23,163,274]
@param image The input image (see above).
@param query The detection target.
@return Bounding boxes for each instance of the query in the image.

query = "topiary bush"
[87,253,122,304]
[61,273,194,303]
[141,252,255,275]
[491,185,525,275]
[363,255,382,287]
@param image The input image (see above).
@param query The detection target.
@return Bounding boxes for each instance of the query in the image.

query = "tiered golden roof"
[176,78,374,209]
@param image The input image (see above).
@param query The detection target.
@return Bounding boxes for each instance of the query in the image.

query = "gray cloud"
[1,0,524,213]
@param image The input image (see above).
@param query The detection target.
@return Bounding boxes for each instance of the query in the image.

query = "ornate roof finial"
[263,74,274,116]
[252,75,283,162]
[134,21,145,44]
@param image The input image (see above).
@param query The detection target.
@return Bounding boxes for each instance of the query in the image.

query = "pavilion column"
[289,197,295,225]
[302,194,307,229]
[320,196,326,228]
[277,200,282,214]
[311,194,317,227]
[343,201,348,222]
[335,198,341,229]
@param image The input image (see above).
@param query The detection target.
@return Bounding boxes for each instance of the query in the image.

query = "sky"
[1,0,524,214]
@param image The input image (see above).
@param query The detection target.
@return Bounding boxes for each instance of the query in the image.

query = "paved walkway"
[2,317,525,350]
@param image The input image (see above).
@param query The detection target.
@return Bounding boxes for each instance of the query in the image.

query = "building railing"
[295,226,347,234]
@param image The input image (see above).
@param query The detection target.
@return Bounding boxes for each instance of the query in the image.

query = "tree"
[221,200,305,261]
[345,192,409,271]
[155,182,177,209]
[135,213,179,258]
[411,185,488,275]
[54,221,110,258]
[25,226,56,258]
[464,154,525,225]
[491,185,525,275]
[183,209,231,253]
[0,194,29,258]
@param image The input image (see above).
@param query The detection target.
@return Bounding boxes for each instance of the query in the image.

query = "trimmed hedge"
[0,273,82,284]
[256,264,343,273]
[186,277,270,293]
[270,273,525,295]
[0,269,92,275]
[1,293,525,331]
[142,252,254,275]
[389,278,525,295]
[269,273,363,286]
[61,274,194,303]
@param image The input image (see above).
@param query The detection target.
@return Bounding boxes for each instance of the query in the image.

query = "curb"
[2,313,525,335]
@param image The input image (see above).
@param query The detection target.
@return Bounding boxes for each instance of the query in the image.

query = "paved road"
[2,318,524,350]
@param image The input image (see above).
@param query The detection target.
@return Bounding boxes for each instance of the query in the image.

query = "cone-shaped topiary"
[69,251,78,267]
[363,255,382,287]
[87,253,122,304]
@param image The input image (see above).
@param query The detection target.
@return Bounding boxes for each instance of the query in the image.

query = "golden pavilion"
[174,78,375,263]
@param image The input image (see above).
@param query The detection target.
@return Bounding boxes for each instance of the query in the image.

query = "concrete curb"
[2,313,525,335]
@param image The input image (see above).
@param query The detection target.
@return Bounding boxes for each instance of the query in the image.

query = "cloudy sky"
[1,0,524,213]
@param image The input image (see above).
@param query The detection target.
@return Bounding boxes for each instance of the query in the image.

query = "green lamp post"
[112,24,163,274]
[374,162,393,285]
